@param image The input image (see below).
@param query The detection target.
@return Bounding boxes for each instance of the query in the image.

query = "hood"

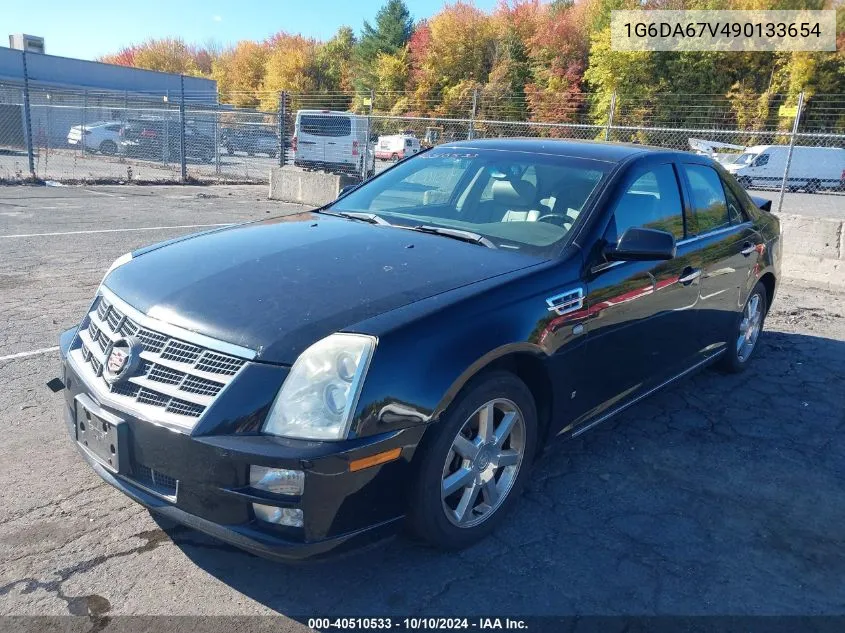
[105,213,541,363]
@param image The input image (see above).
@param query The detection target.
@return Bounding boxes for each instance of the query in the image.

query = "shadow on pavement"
[157,331,845,618]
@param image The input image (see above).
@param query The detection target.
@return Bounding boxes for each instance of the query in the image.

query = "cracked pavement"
[0,185,844,626]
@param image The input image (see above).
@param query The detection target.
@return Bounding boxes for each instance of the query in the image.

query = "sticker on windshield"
[424,151,479,159]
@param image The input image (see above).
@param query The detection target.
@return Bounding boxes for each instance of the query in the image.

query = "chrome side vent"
[546,288,584,316]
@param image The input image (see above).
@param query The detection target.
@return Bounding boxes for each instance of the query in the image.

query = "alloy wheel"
[441,398,525,528]
[737,293,763,362]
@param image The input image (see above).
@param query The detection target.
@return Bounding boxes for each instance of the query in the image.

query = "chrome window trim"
[100,285,257,361]
[677,221,752,246]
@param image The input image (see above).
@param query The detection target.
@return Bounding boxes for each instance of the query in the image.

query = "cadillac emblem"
[103,337,141,385]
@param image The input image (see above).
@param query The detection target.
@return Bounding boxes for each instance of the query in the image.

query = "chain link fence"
[2,80,843,212]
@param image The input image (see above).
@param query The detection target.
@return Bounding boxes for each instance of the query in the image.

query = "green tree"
[355,0,414,91]
[318,27,356,92]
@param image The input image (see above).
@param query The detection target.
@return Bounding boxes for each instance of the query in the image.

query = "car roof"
[438,138,685,163]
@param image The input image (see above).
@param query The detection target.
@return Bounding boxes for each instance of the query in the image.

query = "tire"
[226,146,234,156]
[737,176,752,189]
[805,179,820,194]
[718,281,767,373]
[407,370,538,550]
[391,153,399,162]
[99,140,117,156]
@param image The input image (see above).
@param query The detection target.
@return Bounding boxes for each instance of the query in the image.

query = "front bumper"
[60,329,425,562]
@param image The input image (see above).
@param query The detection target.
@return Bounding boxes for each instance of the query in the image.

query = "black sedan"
[58,139,781,560]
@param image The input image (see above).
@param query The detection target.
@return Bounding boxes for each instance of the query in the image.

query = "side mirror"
[606,227,676,261]
[749,194,772,212]
[337,184,358,199]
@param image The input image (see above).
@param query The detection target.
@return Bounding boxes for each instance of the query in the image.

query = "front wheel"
[407,371,537,549]
[737,176,752,189]
[718,281,767,373]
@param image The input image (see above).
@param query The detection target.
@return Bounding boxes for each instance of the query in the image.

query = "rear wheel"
[391,153,399,162]
[805,179,821,194]
[407,371,537,549]
[718,281,767,373]
[99,140,117,156]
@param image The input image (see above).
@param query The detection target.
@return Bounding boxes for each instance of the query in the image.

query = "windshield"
[734,152,757,165]
[328,148,609,256]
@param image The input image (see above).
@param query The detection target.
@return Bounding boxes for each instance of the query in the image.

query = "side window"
[684,164,731,233]
[605,164,684,243]
[721,179,747,225]
[753,154,769,167]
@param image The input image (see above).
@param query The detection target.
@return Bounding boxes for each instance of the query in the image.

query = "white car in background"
[67,121,123,155]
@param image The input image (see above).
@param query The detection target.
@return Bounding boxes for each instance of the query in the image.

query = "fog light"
[253,503,304,528]
[250,466,304,496]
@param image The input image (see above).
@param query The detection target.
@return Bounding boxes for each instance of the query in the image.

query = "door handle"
[740,242,757,257]
[678,268,702,285]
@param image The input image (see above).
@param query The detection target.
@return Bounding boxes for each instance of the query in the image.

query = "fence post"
[278,91,286,168]
[468,87,478,140]
[81,90,87,157]
[605,91,617,141]
[215,91,221,175]
[163,91,169,164]
[776,90,804,215]
[21,50,35,179]
[362,88,374,180]
[179,75,187,183]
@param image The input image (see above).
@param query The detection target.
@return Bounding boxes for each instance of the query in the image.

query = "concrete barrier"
[269,167,357,207]
[777,213,844,291]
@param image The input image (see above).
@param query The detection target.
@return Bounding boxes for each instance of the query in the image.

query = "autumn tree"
[99,38,213,77]
[414,2,497,116]
[213,41,268,108]
[318,27,356,93]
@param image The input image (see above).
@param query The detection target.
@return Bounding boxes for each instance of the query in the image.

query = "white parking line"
[0,346,60,362]
[0,223,233,239]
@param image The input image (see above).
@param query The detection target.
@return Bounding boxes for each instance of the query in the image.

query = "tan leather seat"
[491,179,540,223]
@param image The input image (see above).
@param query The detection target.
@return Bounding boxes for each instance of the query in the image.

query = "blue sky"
[7,0,499,61]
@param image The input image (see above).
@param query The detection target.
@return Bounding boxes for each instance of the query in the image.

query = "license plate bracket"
[75,395,129,474]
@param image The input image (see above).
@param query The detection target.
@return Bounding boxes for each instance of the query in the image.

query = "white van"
[725,145,845,193]
[293,110,375,177]
[375,134,421,161]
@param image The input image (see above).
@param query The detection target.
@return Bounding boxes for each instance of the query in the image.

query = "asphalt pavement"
[0,185,843,627]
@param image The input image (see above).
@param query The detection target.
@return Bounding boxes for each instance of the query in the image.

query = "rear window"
[299,115,351,137]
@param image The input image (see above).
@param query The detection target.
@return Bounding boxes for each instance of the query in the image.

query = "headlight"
[262,333,376,440]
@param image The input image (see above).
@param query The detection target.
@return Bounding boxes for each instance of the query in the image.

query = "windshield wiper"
[410,225,496,249]
[318,210,391,225]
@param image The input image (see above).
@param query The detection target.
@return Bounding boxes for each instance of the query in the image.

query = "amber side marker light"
[349,447,402,472]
